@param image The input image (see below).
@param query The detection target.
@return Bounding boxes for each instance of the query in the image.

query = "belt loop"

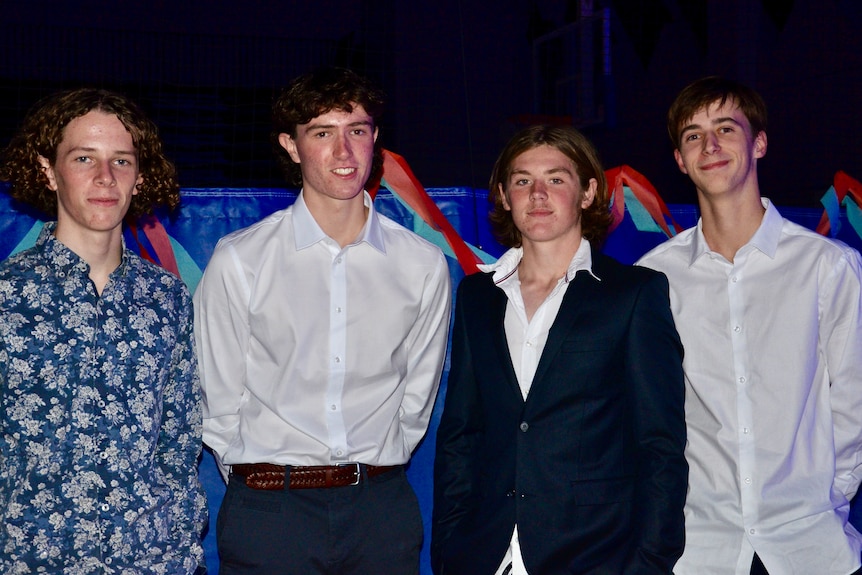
[283,464,291,492]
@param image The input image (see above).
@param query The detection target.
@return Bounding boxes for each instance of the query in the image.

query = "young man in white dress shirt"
[638,76,862,575]
[193,67,451,574]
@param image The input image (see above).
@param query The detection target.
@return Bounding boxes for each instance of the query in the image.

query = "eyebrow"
[62,146,137,157]
[302,120,374,134]
[510,166,574,178]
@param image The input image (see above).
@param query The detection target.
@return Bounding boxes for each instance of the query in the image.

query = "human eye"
[550,177,565,185]
[684,133,700,143]
[718,125,735,134]
[73,155,91,163]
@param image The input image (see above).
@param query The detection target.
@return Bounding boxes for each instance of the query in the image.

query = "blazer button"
[519,422,529,432]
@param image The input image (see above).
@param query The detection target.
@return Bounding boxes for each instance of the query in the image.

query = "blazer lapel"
[479,276,526,403]
[530,270,599,391]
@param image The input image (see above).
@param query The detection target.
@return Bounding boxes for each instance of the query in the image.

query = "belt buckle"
[337,462,362,486]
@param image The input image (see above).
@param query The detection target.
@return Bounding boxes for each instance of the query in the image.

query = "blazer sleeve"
[623,270,688,574]
[431,278,484,574]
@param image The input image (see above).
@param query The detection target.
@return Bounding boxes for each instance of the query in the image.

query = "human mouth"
[90,197,120,206]
[332,167,357,176]
[700,159,730,171]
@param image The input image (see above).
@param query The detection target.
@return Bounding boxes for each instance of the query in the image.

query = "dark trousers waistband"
[231,462,401,490]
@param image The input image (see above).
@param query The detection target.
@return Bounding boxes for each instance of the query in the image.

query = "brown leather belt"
[231,462,400,490]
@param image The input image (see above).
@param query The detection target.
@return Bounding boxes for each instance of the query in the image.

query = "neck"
[698,192,765,261]
[519,235,583,284]
[304,192,369,247]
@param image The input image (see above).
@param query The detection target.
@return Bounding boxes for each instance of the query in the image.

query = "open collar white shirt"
[638,199,862,574]
[194,191,451,477]
[480,239,596,575]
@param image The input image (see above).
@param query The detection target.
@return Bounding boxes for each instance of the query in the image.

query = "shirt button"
[335,257,343,264]
[336,449,344,457]
[330,404,337,411]
[335,307,342,313]
[733,325,741,332]
[743,427,750,434]
[105,557,113,565]
[739,376,746,384]
[749,528,756,535]
[101,503,110,512]
[334,357,341,363]
[732,276,738,282]
[519,422,529,432]
[744,477,752,484]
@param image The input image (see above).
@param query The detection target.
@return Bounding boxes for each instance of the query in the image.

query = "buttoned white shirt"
[194,191,451,477]
[480,240,595,575]
[638,199,862,575]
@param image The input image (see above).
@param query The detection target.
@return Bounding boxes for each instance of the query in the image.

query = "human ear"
[278,133,300,163]
[37,155,58,191]
[499,183,511,211]
[581,178,597,209]
[673,149,689,175]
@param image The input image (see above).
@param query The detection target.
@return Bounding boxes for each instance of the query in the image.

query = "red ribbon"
[605,165,683,237]
[369,149,484,275]
[816,171,862,236]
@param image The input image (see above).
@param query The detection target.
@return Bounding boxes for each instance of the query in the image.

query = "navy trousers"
[216,466,422,575]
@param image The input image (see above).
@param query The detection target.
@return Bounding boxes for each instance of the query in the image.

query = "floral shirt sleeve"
[0,223,207,574]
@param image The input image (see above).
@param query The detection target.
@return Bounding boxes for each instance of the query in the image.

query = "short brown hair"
[667,76,768,148]
[488,125,613,248]
[271,67,385,188]
[0,88,179,218]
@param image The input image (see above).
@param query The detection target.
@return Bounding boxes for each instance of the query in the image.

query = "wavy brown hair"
[0,88,179,218]
[488,125,613,248]
[667,76,768,149]
[271,67,385,188]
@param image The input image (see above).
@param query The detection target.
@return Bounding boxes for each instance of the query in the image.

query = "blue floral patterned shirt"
[0,223,207,574]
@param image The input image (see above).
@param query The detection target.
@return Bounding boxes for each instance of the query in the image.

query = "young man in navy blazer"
[432,125,687,575]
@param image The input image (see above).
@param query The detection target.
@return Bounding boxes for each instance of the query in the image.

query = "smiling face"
[39,110,142,247]
[278,104,378,207]
[674,98,767,201]
[500,144,596,249]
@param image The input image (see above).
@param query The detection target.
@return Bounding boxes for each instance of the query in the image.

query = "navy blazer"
[432,252,687,575]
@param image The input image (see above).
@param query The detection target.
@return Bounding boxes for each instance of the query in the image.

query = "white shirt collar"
[293,190,385,253]
[478,238,599,285]
[690,197,782,266]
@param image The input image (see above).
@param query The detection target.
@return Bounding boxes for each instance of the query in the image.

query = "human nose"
[95,161,117,186]
[332,133,352,159]
[703,132,720,154]
[529,182,547,200]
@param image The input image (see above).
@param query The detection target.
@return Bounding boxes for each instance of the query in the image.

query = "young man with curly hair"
[0,88,207,574]
[194,67,450,574]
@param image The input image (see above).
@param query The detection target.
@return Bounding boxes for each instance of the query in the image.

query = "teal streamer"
[381,183,497,264]
[843,195,862,244]
[820,186,841,237]
[623,187,663,234]
[10,220,43,256]
[171,236,204,292]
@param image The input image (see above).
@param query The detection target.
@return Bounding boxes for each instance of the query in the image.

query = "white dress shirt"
[638,199,862,575]
[479,240,596,575]
[194,191,451,477]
